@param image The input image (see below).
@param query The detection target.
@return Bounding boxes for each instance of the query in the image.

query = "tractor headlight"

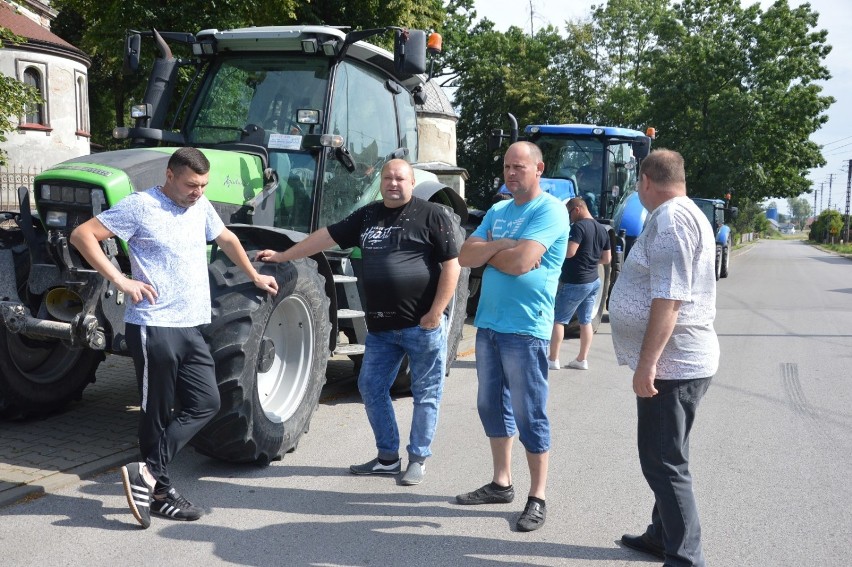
[44,210,68,227]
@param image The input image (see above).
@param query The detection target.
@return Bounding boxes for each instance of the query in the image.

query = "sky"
[472,0,851,216]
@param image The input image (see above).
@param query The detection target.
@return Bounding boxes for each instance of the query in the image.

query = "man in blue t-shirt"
[255,159,460,487]
[71,148,278,529]
[548,196,611,371]
[455,142,568,533]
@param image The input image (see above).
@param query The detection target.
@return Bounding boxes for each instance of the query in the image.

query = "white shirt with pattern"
[97,186,225,327]
[609,196,719,379]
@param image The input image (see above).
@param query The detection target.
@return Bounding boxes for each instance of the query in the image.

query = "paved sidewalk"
[0,323,478,509]
[0,356,140,508]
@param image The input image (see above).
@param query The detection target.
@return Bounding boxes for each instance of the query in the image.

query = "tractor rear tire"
[715,244,723,281]
[193,256,331,464]
[0,223,103,416]
[720,237,731,278]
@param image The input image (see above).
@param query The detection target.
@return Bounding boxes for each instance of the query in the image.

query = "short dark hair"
[566,196,587,211]
[639,149,685,186]
[168,147,210,175]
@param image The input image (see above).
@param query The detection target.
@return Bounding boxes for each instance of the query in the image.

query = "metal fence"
[0,163,40,212]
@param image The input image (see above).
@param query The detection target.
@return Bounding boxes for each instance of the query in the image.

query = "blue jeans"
[474,328,550,453]
[357,316,447,463]
[554,279,600,325]
[637,377,712,567]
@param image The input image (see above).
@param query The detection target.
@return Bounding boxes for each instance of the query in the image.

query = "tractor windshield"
[538,136,640,219]
[184,55,330,232]
[537,137,606,217]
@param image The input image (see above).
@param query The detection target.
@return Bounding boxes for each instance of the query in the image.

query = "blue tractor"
[466,114,653,331]
[612,190,738,280]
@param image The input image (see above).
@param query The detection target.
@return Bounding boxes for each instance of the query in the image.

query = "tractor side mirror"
[633,136,652,160]
[123,33,142,76]
[394,29,427,75]
[487,129,504,153]
[726,206,739,222]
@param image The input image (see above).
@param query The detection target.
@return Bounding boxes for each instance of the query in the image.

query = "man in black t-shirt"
[548,197,611,371]
[256,159,460,486]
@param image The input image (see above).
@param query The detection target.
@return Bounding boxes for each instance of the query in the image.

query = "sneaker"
[120,462,153,528]
[350,457,401,476]
[567,359,589,370]
[547,359,560,370]
[151,488,203,521]
[516,499,546,532]
[400,462,425,485]
[456,483,515,505]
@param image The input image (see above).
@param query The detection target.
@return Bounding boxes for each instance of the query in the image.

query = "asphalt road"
[0,239,849,566]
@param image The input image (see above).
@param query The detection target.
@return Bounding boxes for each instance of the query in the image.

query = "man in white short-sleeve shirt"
[609,149,719,566]
[71,147,278,529]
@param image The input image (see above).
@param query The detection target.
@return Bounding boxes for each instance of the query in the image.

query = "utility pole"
[845,160,851,242]
[529,0,535,35]
[820,182,824,215]
[813,186,818,225]
[827,173,834,211]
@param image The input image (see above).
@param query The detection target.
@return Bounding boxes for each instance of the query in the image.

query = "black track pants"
[125,324,220,492]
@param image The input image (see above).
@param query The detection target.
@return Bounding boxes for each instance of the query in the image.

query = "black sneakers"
[516,499,546,532]
[120,462,153,528]
[151,488,203,521]
[455,483,515,505]
[349,457,402,475]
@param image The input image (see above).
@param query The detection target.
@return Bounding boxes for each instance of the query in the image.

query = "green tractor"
[0,25,469,464]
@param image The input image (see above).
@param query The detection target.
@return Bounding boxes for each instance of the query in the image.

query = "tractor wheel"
[0,218,104,416]
[714,244,722,281]
[720,237,731,278]
[193,256,331,464]
[0,330,103,416]
[466,268,482,317]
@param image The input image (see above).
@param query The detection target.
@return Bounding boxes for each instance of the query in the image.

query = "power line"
[821,135,852,148]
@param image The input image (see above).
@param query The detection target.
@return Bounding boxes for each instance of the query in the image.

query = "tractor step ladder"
[329,260,367,357]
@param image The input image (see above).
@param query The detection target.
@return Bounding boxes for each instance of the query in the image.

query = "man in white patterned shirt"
[608,149,719,566]
[71,147,278,529]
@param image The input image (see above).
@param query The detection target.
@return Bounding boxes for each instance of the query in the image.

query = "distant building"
[415,79,468,199]
[765,207,779,221]
[0,1,91,182]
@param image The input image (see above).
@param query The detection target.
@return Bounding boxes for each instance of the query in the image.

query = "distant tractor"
[691,197,738,279]
[468,115,653,331]
[613,190,738,280]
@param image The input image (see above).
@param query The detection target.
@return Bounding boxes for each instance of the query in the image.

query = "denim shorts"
[474,328,550,453]
[554,279,601,325]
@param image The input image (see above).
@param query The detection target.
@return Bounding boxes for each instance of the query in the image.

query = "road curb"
[0,448,138,509]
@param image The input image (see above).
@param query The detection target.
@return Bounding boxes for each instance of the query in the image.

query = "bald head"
[503,142,545,204]
[380,159,415,208]
[638,149,687,211]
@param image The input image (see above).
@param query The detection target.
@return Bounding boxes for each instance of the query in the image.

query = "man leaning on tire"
[256,158,461,486]
[70,147,279,529]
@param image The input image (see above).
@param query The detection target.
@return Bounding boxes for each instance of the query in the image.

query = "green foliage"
[0,27,42,165]
[446,0,832,210]
[51,0,442,148]
[786,196,812,230]
[808,208,845,243]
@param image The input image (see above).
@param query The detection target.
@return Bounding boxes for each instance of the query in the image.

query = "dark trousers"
[125,324,220,493]
[637,376,712,567]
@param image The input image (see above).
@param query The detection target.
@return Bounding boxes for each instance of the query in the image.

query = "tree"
[640,0,832,204]
[787,196,812,230]
[52,0,444,148]
[0,28,41,165]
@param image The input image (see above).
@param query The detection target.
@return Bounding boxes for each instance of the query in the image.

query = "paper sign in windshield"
[268,134,302,150]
